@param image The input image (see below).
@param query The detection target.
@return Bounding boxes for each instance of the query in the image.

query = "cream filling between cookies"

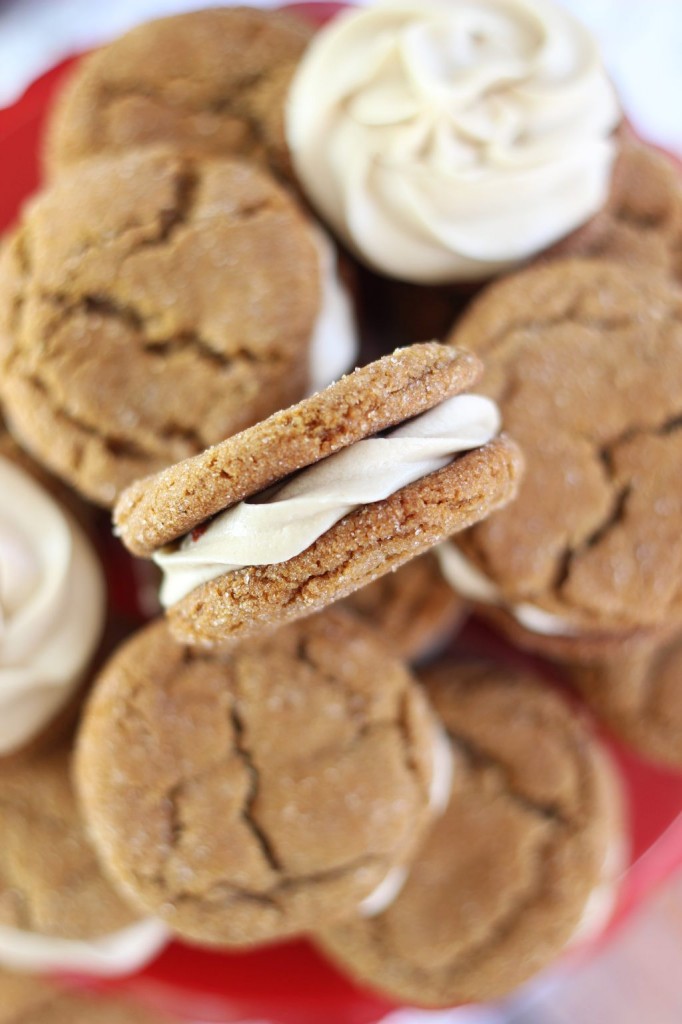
[155,394,501,607]
[436,541,582,637]
[309,228,358,393]
[0,457,106,754]
[0,918,169,976]
[359,722,455,917]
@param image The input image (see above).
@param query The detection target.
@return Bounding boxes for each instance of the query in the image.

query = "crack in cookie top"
[0,456,105,755]
[286,0,621,283]
[114,343,486,557]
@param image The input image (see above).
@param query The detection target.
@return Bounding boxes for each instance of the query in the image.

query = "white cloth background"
[0,1,679,1022]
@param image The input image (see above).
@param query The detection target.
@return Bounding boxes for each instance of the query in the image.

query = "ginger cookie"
[44,6,311,180]
[0,971,174,1023]
[0,430,105,760]
[550,138,682,284]
[0,739,167,975]
[443,259,682,662]
[570,630,682,767]
[114,343,522,647]
[343,553,466,662]
[76,610,454,948]
[0,146,355,507]
[317,660,626,1007]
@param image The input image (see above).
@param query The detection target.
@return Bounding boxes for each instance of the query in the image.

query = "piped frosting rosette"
[287,0,621,283]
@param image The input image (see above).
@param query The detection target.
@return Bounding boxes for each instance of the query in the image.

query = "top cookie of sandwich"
[114,343,522,646]
[44,6,311,180]
[0,146,322,506]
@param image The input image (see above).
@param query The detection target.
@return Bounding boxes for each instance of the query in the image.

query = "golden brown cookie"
[0,430,106,761]
[0,147,321,506]
[317,659,625,1007]
[444,259,682,661]
[44,7,312,180]
[76,610,449,948]
[0,738,167,976]
[114,342,522,647]
[0,971,174,1023]
[343,553,466,662]
[550,138,682,284]
[570,629,682,766]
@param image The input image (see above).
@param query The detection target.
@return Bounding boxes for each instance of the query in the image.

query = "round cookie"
[550,138,682,284]
[443,259,682,661]
[76,610,452,948]
[114,343,522,647]
[44,6,311,180]
[570,630,682,766]
[0,972,174,1024]
[343,553,467,662]
[0,739,167,975]
[317,660,626,1007]
[0,147,325,506]
[0,429,106,760]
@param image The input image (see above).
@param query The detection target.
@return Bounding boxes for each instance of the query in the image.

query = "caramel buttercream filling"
[155,394,501,607]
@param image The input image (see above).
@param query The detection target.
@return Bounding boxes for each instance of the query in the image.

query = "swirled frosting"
[436,541,581,636]
[286,0,621,283]
[155,393,501,606]
[0,918,169,976]
[0,457,106,754]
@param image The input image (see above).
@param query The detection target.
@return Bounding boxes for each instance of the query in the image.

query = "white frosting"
[0,457,106,755]
[436,541,581,637]
[360,723,455,918]
[309,228,358,393]
[286,0,621,284]
[0,918,169,976]
[155,394,501,607]
[359,865,409,918]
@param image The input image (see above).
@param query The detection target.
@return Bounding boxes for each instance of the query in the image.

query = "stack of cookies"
[0,0,679,1016]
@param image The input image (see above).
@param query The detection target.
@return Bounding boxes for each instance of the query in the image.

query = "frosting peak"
[286,0,621,283]
[0,457,106,754]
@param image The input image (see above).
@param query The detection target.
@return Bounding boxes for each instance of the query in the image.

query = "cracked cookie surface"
[550,139,682,284]
[342,553,466,662]
[317,660,620,1006]
[446,259,682,653]
[0,741,138,941]
[571,629,682,766]
[76,610,440,947]
[0,147,320,506]
[44,6,311,181]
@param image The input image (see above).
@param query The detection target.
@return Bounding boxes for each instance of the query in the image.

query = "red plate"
[1,5,682,1022]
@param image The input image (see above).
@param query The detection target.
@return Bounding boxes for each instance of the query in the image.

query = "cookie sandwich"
[442,259,682,662]
[44,6,311,182]
[76,610,454,948]
[317,659,626,1006]
[0,431,105,759]
[0,146,357,506]
[0,739,167,976]
[114,342,520,646]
